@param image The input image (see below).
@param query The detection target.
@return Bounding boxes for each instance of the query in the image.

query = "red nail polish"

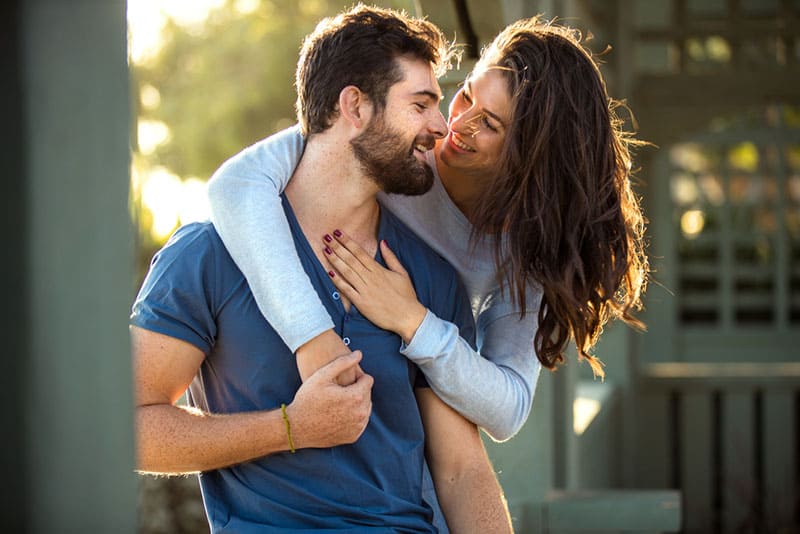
[333,229,342,238]
[328,270,335,278]
[324,234,332,243]
[324,247,332,255]
[381,239,388,247]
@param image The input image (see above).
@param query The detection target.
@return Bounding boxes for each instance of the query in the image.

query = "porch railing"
[636,362,800,533]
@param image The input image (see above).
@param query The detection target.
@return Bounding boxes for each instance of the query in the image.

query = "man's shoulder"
[152,221,239,278]
[133,222,243,316]
[132,222,244,355]
[160,221,225,258]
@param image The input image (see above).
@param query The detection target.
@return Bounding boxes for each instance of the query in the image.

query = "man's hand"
[296,329,362,386]
[288,350,373,448]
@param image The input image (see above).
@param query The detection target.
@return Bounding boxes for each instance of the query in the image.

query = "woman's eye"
[462,91,472,104]
[482,116,497,132]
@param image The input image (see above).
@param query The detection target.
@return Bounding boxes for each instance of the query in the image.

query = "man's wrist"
[283,402,305,450]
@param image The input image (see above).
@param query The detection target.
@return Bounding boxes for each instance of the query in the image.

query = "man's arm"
[133,326,373,474]
[417,388,513,533]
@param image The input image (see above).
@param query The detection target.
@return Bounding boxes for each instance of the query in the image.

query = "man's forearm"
[417,388,513,533]
[136,404,290,474]
[435,463,512,533]
[135,349,373,475]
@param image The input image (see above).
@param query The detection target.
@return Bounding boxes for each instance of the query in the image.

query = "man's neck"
[285,132,381,258]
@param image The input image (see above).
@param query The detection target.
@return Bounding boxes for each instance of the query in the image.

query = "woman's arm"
[323,231,542,441]
[207,125,329,351]
[404,307,541,441]
[207,126,352,380]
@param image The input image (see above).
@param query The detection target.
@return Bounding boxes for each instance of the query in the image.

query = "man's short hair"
[295,4,456,135]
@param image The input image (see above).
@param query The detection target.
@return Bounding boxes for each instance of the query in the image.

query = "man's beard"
[350,113,436,196]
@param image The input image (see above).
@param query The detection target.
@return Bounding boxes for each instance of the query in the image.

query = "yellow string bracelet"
[280,403,296,453]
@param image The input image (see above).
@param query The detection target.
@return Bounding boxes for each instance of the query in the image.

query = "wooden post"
[2,0,138,530]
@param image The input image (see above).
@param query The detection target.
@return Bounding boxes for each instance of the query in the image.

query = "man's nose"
[428,109,448,139]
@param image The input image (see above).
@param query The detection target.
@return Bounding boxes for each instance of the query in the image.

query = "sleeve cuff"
[400,309,456,363]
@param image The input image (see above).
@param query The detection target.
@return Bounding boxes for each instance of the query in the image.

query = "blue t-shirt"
[131,196,476,533]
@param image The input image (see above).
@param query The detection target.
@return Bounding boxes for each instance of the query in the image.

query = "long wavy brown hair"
[470,18,649,378]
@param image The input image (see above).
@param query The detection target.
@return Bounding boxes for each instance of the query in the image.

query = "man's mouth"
[412,135,436,155]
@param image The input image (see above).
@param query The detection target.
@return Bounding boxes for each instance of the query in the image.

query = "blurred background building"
[3,0,798,532]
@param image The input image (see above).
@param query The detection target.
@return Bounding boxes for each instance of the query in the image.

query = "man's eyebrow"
[412,90,443,102]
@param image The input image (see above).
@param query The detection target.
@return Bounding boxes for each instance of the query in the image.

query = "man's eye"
[415,103,427,111]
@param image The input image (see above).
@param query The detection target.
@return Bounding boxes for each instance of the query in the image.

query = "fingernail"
[333,229,342,237]
[328,270,335,278]
[324,234,332,243]
[381,239,388,247]
[324,247,332,255]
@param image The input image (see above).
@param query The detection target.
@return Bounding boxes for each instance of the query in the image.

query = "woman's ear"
[338,85,373,130]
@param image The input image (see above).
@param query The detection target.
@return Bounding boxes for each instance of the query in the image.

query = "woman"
[207,17,648,441]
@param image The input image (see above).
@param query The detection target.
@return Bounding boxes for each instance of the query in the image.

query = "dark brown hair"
[470,18,649,378]
[295,4,456,136]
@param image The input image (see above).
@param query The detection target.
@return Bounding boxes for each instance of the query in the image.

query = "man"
[131,5,512,532]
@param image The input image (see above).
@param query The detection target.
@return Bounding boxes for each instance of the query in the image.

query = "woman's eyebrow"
[466,80,506,126]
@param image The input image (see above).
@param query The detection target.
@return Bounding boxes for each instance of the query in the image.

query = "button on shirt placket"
[331,290,351,346]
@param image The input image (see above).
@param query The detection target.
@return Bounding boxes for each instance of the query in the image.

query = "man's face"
[350,57,447,195]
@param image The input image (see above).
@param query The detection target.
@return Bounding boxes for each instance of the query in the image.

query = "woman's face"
[437,66,513,178]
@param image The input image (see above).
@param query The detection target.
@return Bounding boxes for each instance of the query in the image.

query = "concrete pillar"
[0,2,29,529]
[0,0,137,530]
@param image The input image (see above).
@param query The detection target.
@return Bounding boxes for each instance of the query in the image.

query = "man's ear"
[338,85,373,130]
